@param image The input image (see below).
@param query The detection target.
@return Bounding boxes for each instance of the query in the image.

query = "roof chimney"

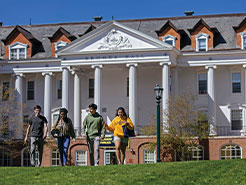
[184,11,194,16]
[93,16,103,21]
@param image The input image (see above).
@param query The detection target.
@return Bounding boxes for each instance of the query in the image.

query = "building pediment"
[57,20,172,56]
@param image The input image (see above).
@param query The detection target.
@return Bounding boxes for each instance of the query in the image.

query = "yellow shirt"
[107,116,134,138]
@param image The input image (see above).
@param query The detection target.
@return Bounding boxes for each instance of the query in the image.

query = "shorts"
[114,136,129,144]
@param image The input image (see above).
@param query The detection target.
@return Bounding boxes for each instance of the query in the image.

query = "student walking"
[24,105,48,167]
[82,103,105,166]
[104,107,134,165]
[51,108,75,166]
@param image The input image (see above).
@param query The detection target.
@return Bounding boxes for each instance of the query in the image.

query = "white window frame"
[162,35,176,47]
[230,109,243,131]
[8,42,28,60]
[196,33,209,51]
[54,41,68,51]
[143,149,156,164]
[220,144,242,160]
[231,72,242,94]
[51,108,61,126]
[51,149,60,166]
[187,146,204,161]
[198,72,207,95]
[26,80,35,101]
[75,150,87,166]
[240,32,246,49]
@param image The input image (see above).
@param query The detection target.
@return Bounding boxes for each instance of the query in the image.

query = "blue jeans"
[57,136,70,166]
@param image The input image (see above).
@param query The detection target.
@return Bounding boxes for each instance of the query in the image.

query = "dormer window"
[240,32,246,49]
[8,42,27,60]
[196,33,209,51]
[162,35,176,46]
[55,41,68,51]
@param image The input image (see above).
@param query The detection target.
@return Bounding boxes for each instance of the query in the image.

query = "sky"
[0,0,245,26]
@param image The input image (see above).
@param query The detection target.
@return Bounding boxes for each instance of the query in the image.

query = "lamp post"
[154,84,163,162]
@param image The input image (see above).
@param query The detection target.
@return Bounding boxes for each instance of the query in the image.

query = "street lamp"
[154,84,163,162]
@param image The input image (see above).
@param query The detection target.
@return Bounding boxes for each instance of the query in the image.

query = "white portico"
[57,21,178,134]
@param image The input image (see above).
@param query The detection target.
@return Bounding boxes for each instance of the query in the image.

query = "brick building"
[1,12,246,166]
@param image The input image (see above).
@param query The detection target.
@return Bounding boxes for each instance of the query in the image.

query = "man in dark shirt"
[24,105,48,167]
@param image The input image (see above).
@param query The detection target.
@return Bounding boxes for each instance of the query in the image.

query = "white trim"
[196,33,209,52]
[13,67,62,74]
[240,32,246,50]
[220,144,242,159]
[188,59,246,66]
[57,20,172,55]
[75,150,87,166]
[143,149,156,163]
[162,35,176,47]
[8,42,28,60]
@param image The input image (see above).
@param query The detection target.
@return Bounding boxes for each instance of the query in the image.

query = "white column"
[72,70,81,136]
[42,72,53,137]
[15,73,24,138]
[92,65,103,114]
[206,65,217,135]
[171,67,179,96]
[160,63,170,130]
[126,63,138,125]
[62,67,70,109]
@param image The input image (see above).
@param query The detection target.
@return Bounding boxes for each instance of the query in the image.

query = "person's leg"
[86,137,95,166]
[114,137,121,164]
[62,137,70,166]
[57,137,64,166]
[30,137,36,166]
[120,141,127,164]
[94,136,100,166]
[37,138,44,167]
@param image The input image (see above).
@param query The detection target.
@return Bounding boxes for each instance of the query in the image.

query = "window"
[57,80,62,99]
[0,149,12,166]
[51,149,60,166]
[240,32,246,49]
[198,73,207,94]
[162,35,176,46]
[221,144,241,160]
[55,41,68,51]
[196,33,209,51]
[22,148,31,166]
[75,151,87,166]
[89,78,94,98]
[2,82,9,101]
[232,73,241,93]
[52,112,59,126]
[127,77,129,97]
[143,150,156,164]
[27,81,34,100]
[187,146,204,161]
[231,110,242,130]
[8,42,27,60]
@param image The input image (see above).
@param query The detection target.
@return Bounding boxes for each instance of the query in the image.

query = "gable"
[57,21,171,55]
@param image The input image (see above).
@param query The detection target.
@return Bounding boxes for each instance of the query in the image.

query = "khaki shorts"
[114,136,129,144]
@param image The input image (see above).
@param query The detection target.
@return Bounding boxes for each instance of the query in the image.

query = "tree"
[141,92,211,161]
[0,84,26,160]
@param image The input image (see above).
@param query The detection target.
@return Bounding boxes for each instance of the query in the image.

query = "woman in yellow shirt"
[104,107,134,164]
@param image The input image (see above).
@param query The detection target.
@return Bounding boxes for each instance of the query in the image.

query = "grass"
[1,159,246,185]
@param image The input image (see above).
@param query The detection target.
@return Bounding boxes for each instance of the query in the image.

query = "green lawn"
[1,159,246,185]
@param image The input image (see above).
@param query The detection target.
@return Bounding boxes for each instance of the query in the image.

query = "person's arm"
[126,117,134,130]
[69,119,76,139]
[100,117,105,139]
[43,123,48,139]
[105,118,115,133]
[24,124,31,144]
[81,116,87,137]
